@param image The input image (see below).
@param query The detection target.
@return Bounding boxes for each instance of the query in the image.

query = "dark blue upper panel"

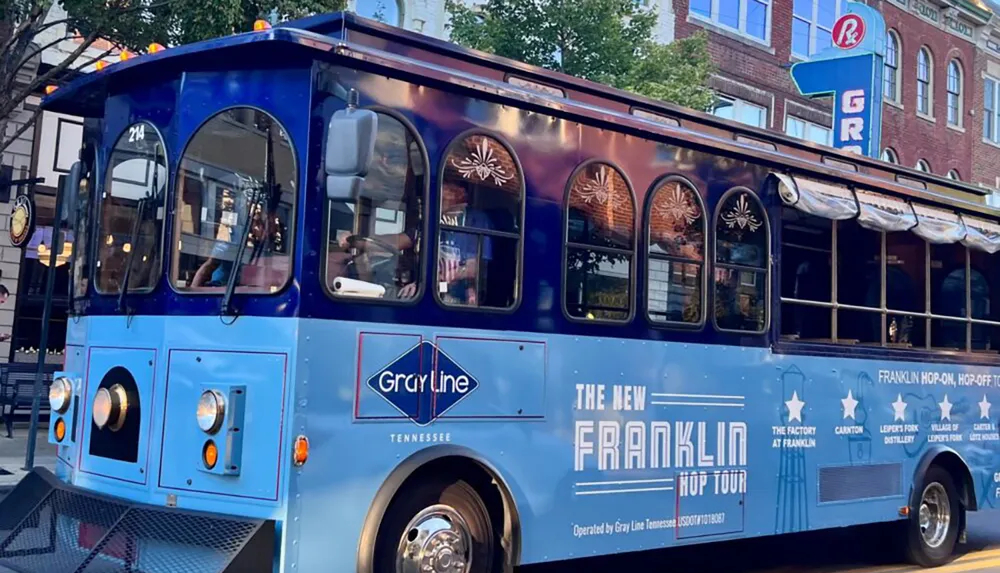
[41,28,322,118]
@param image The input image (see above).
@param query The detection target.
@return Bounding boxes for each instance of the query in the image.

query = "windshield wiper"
[117,145,158,316]
[220,126,274,317]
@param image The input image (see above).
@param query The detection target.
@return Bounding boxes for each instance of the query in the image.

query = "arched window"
[564,161,635,322]
[437,133,523,309]
[885,31,901,103]
[171,108,297,294]
[714,189,769,333]
[947,60,963,127]
[916,159,931,173]
[97,122,168,294]
[947,169,961,181]
[881,147,899,164]
[325,111,427,302]
[646,177,706,326]
[917,47,933,115]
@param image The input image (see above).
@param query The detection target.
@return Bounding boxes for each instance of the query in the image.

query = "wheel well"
[389,455,520,572]
[927,451,978,511]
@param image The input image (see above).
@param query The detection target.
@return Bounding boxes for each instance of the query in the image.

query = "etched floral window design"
[647,179,705,325]
[565,162,635,321]
[437,133,523,309]
[715,188,768,333]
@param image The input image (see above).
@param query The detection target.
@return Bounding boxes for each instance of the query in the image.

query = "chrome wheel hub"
[397,505,472,573]
[919,482,951,549]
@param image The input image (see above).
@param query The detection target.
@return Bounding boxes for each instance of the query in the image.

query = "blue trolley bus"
[3,11,1000,573]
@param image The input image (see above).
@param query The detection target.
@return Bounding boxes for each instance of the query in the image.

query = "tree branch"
[0,2,49,63]
[72,43,121,73]
[0,105,44,157]
[2,34,87,95]
[0,32,99,122]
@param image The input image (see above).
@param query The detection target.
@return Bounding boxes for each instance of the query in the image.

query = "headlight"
[197,390,226,434]
[93,384,128,431]
[49,377,72,414]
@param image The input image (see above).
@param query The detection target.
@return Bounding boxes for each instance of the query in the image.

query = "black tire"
[373,477,500,573]
[904,466,961,568]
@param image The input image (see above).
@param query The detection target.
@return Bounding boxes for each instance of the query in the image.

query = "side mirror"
[325,91,378,201]
[61,161,82,228]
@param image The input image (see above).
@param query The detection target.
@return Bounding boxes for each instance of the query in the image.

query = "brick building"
[376,0,1000,202]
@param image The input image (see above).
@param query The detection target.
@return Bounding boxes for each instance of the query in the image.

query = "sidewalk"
[0,421,57,493]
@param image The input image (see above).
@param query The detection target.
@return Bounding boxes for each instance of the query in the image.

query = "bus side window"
[645,177,706,327]
[436,133,523,310]
[326,111,428,302]
[714,188,769,333]
[564,161,636,322]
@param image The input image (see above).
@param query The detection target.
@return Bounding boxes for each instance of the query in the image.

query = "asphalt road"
[1,486,998,572]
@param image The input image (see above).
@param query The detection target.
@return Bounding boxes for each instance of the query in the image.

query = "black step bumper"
[0,468,275,573]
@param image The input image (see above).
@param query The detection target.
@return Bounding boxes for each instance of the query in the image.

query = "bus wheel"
[905,466,960,568]
[375,477,498,573]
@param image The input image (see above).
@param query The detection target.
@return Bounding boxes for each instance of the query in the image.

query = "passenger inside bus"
[191,185,283,288]
[327,112,424,300]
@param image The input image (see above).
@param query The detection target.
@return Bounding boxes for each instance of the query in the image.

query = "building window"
[325,112,428,303]
[917,47,933,116]
[947,60,963,127]
[884,31,901,103]
[645,177,706,326]
[690,0,771,43]
[881,147,899,164]
[710,95,767,128]
[986,77,1000,143]
[792,0,848,57]
[916,159,931,173]
[714,188,769,333]
[947,169,961,180]
[437,133,523,310]
[785,116,832,145]
[564,162,635,322]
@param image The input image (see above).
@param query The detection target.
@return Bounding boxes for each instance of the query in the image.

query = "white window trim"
[689,0,773,46]
[917,47,934,118]
[884,30,902,104]
[791,0,847,58]
[881,147,899,164]
[784,115,833,146]
[946,60,963,128]
[946,169,961,180]
[711,94,769,128]
[984,75,1000,144]
[916,159,931,173]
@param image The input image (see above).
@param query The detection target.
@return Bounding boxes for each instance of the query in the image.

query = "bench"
[0,364,56,439]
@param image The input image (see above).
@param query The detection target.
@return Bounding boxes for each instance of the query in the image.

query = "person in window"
[439,181,492,306]
[338,230,419,299]
[191,184,280,288]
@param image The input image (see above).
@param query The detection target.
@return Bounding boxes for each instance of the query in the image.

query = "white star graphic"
[842,390,859,420]
[892,394,907,422]
[786,391,805,423]
[980,395,992,420]
[939,395,953,421]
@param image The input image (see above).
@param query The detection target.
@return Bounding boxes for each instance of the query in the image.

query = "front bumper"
[0,469,275,573]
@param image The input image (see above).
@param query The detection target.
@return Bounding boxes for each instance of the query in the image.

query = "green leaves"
[446,0,716,110]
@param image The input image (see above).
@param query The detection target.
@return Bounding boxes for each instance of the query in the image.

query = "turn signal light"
[54,419,66,442]
[293,435,309,467]
[253,20,272,31]
[203,440,218,470]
